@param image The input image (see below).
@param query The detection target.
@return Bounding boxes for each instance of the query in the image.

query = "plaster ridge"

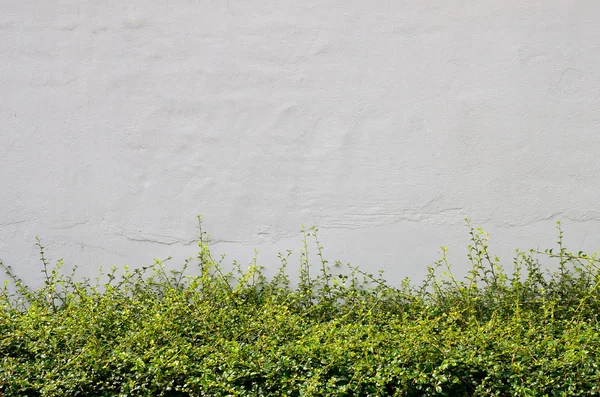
[0,219,31,227]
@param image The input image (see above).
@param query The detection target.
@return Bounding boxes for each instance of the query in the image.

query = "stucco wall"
[1,1,600,285]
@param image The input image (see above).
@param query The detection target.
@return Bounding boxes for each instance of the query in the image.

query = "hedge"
[1,219,599,396]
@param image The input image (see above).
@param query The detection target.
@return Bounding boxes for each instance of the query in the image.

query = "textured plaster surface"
[1,1,600,285]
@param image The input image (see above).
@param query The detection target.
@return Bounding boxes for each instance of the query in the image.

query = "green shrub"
[1,218,600,396]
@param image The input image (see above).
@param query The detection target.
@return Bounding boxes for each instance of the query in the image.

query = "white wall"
[1,1,600,286]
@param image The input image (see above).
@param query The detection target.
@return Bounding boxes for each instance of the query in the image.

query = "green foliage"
[1,218,600,396]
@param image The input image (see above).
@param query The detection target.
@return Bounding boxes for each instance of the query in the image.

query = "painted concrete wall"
[1,1,600,286]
